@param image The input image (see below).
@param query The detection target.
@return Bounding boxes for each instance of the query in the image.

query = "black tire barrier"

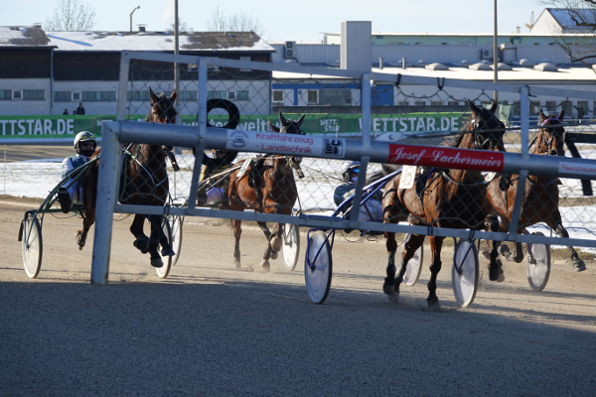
[206,99,240,130]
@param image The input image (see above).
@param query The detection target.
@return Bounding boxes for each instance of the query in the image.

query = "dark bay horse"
[227,112,304,271]
[76,87,176,268]
[382,101,505,309]
[486,109,586,272]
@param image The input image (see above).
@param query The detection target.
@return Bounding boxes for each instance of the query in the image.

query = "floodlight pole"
[493,0,499,103]
[130,5,140,33]
[174,0,180,108]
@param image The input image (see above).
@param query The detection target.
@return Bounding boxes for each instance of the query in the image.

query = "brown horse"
[76,87,176,268]
[486,109,586,272]
[227,112,304,271]
[382,101,505,309]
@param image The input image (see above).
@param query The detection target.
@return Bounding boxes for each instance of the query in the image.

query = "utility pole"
[174,0,180,109]
[493,0,499,104]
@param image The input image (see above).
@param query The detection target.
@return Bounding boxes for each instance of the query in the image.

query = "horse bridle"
[471,109,505,151]
[280,120,306,135]
[539,117,564,156]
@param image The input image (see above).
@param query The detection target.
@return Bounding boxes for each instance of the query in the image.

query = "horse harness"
[122,143,170,203]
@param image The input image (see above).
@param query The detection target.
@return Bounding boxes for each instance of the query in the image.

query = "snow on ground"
[2,154,596,250]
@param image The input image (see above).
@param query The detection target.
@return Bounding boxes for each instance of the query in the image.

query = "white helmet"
[74,131,96,156]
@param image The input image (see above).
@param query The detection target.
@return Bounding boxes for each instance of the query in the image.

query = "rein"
[123,144,169,199]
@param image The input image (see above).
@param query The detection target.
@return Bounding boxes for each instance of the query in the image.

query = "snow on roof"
[46,31,275,52]
[0,26,52,47]
[548,8,596,30]
[272,65,596,82]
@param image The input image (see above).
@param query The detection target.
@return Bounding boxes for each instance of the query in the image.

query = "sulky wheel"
[526,232,551,292]
[21,215,43,278]
[451,238,479,308]
[155,218,174,279]
[305,230,333,304]
[282,223,300,271]
[402,233,424,286]
[167,214,183,267]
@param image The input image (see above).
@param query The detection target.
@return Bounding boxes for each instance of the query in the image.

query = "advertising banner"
[0,112,465,144]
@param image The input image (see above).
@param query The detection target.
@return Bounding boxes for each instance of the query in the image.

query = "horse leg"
[130,214,150,254]
[256,221,274,271]
[76,206,95,250]
[232,219,242,269]
[146,225,164,268]
[485,214,505,282]
[551,222,586,272]
[269,223,284,261]
[147,214,175,257]
[426,236,443,310]
[382,230,399,299]
[384,233,425,303]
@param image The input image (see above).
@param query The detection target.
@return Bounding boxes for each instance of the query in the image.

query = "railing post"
[509,85,530,237]
[91,121,122,285]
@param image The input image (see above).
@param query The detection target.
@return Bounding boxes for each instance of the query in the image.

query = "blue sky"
[4,0,545,42]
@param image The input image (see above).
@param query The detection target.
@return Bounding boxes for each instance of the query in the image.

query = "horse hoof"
[270,236,282,252]
[270,251,278,260]
[426,298,441,311]
[489,266,505,282]
[76,231,86,248]
[499,244,510,257]
[383,278,396,295]
[260,260,270,272]
[161,247,175,257]
[133,238,149,254]
[573,259,586,272]
[151,258,164,268]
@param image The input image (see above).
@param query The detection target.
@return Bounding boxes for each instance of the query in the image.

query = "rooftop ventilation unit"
[284,41,296,59]
[480,48,493,60]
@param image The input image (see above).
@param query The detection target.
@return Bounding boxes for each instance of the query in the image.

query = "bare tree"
[207,4,265,37]
[44,0,96,31]
[538,1,596,70]
[167,19,194,34]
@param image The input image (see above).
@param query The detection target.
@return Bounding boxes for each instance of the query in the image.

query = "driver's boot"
[57,187,72,213]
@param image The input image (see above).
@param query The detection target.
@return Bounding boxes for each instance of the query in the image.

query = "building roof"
[0,26,53,48]
[45,31,275,52]
[546,8,596,31]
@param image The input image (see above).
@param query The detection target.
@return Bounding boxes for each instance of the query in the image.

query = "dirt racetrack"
[2,198,596,396]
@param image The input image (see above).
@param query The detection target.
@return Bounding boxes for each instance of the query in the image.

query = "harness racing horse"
[382,101,505,309]
[227,112,304,271]
[486,109,586,272]
[76,87,176,268]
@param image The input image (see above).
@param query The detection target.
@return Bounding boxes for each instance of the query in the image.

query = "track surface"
[2,199,596,396]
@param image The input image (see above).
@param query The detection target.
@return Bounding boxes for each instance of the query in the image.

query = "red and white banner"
[387,143,504,172]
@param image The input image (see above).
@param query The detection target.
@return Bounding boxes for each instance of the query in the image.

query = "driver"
[56,131,97,213]
[197,149,238,207]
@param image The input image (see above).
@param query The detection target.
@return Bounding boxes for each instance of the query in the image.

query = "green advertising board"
[0,112,465,143]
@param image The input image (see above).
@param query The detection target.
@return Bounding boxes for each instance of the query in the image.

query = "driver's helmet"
[342,161,360,183]
[74,131,97,157]
[212,149,227,158]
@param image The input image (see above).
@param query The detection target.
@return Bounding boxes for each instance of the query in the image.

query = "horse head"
[148,87,177,151]
[538,109,566,156]
[467,100,506,151]
[268,112,306,135]
[149,87,177,125]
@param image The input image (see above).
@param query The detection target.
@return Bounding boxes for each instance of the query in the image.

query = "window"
[54,91,71,102]
[431,101,442,106]
[236,90,249,101]
[0,89,12,100]
[207,90,227,100]
[272,90,284,102]
[13,90,22,100]
[127,90,150,102]
[73,92,81,101]
[530,101,541,115]
[24,90,45,100]
[239,56,252,72]
[307,90,318,104]
[319,89,351,106]
[398,101,409,106]
[448,101,460,106]
[179,90,197,101]
[82,91,116,101]
[414,101,426,106]
[545,101,556,113]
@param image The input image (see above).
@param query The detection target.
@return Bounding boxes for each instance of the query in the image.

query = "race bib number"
[399,166,417,190]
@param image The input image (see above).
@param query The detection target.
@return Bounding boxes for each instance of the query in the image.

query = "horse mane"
[442,120,471,148]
